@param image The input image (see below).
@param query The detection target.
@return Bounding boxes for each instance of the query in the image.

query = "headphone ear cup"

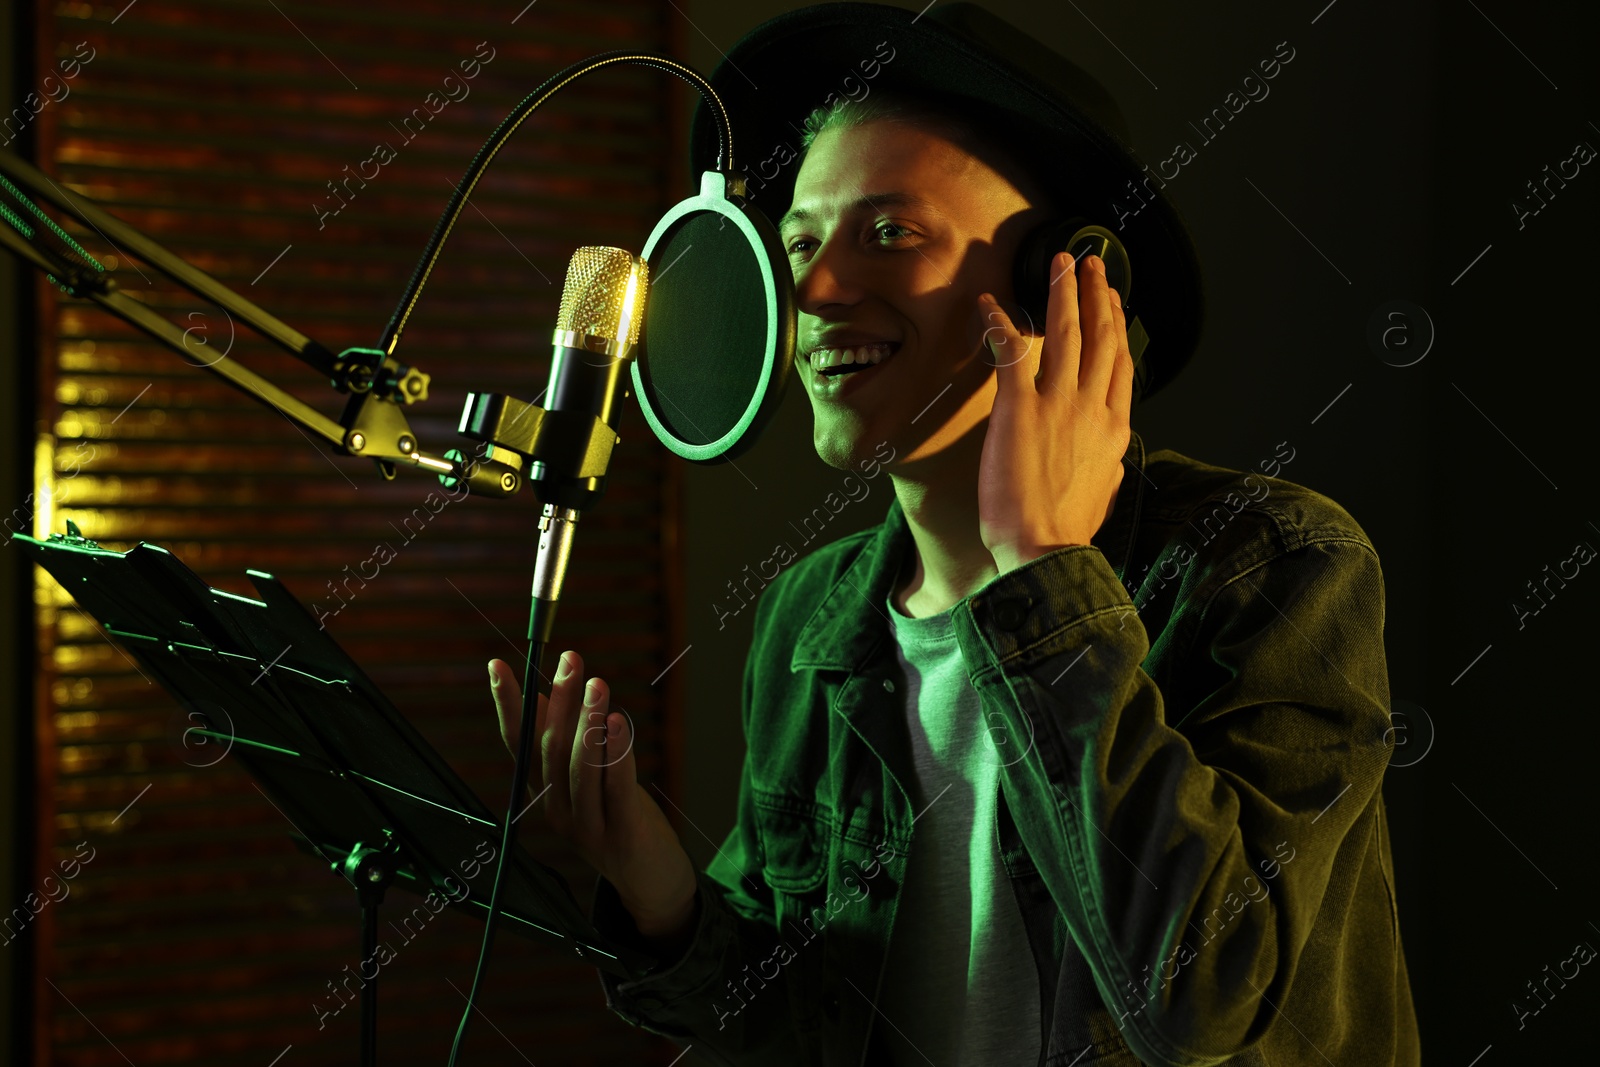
[1010,218,1147,405]
[1011,219,1082,331]
[1011,218,1134,329]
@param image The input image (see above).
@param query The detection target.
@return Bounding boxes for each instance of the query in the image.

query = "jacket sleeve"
[951,534,1393,1067]
[589,587,810,1065]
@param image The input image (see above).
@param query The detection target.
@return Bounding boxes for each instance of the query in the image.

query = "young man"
[487,4,1419,1065]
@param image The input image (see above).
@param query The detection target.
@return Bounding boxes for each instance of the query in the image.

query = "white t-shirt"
[873,591,1044,1066]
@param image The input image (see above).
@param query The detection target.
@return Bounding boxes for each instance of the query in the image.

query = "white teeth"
[809,343,896,373]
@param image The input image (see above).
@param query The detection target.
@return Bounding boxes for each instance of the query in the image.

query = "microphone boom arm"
[0,149,519,497]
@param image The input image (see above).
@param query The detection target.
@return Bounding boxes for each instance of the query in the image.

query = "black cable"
[378,51,732,361]
[448,632,544,1066]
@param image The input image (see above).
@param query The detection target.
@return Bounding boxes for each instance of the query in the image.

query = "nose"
[792,233,864,317]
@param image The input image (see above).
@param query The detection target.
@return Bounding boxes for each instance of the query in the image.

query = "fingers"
[1106,296,1135,419]
[490,657,553,805]
[1034,252,1130,402]
[1078,256,1120,400]
[600,703,637,817]
[490,652,634,862]
[1039,251,1082,392]
[980,294,1043,414]
[570,677,608,843]
[538,651,569,757]
[540,650,586,833]
[979,294,1006,364]
[488,658,526,753]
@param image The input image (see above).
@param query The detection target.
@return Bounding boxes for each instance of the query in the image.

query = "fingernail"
[584,680,601,706]
[487,662,500,687]
[554,652,572,683]
[1090,254,1105,273]
[606,716,620,738]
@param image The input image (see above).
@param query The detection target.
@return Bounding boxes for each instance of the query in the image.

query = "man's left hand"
[976,251,1134,574]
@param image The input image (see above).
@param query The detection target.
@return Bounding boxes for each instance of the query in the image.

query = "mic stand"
[0,149,520,498]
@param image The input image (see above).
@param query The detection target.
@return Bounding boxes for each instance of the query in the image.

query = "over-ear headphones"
[1012,217,1151,402]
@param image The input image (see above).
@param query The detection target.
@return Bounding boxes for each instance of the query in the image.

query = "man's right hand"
[488,651,699,955]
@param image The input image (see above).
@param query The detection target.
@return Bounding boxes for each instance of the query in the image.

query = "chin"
[811,428,870,473]
[809,408,892,474]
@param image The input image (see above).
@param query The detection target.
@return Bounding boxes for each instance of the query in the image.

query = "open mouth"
[810,342,900,378]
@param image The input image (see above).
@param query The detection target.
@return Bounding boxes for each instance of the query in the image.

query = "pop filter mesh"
[637,211,768,447]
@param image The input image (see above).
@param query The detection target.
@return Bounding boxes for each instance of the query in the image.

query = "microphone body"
[534,333,632,509]
[462,246,648,642]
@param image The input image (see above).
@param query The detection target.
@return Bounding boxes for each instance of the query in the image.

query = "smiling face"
[782,117,1051,473]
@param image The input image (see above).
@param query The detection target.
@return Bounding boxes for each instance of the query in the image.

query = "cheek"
[922,294,987,367]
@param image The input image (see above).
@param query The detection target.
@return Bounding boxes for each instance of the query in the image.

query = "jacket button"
[993,596,1033,630]
[824,992,841,1019]
[882,678,895,693]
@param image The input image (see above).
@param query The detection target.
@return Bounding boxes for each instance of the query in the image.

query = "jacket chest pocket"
[753,795,831,916]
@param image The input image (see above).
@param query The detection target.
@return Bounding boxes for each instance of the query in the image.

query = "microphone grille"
[556,246,649,345]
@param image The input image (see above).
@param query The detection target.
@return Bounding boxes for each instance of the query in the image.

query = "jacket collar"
[791,429,1149,673]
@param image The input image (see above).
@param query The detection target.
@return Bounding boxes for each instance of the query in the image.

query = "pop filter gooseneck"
[379,51,738,360]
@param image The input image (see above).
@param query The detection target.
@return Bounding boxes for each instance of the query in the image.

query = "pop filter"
[632,170,796,463]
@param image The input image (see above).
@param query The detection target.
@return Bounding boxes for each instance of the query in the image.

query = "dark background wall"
[671,1,1595,1064]
[2,3,687,1064]
[3,0,1595,1063]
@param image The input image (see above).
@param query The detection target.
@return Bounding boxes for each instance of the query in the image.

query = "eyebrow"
[778,192,944,233]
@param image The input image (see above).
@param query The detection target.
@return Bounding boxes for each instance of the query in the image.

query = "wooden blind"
[29,1,688,1062]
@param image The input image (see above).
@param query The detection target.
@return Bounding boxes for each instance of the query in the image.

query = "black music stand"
[14,524,652,1065]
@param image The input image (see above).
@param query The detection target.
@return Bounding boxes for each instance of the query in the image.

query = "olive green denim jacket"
[589,429,1420,1066]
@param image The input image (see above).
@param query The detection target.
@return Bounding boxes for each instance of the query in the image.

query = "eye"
[784,221,917,259]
